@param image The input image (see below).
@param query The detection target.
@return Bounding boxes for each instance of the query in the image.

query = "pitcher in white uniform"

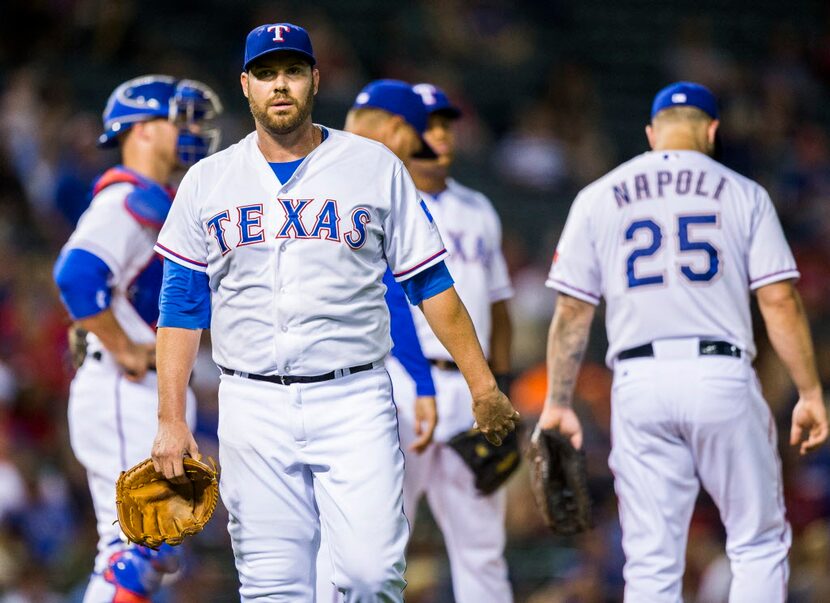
[149,23,519,602]
[52,75,221,602]
[387,83,515,602]
[537,81,828,602]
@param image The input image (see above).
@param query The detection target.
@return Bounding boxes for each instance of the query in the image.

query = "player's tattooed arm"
[537,294,595,449]
[544,294,596,410]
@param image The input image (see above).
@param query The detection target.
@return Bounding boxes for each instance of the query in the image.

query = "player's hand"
[790,392,829,455]
[152,419,200,483]
[115,342,156,383]
[410,396,437,454]
[472,386,520,446]
[538,404,583,450]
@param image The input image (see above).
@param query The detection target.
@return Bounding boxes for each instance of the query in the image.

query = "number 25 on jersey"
[625,213,720,289]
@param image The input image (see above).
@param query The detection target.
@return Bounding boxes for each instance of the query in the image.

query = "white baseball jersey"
[155,128,447,375]
[548,149,799,365]
[62,181,160,348]
[412,179,513,359]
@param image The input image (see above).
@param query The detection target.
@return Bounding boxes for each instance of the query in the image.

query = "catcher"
[52,75,221,602]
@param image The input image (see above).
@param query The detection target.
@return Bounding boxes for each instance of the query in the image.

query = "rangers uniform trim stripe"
[393,248,447,279]
[749,268,800,290]
[154,243,208,269]
[545,278,601,305]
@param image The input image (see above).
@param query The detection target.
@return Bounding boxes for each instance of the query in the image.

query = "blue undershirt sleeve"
[383,268,436,397]
[399,261,454,306]
[158,260,211,329]
[53,248,113,320]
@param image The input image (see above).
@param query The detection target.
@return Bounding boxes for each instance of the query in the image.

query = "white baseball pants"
[610,338,791,603]
[391,357,513,603]
[68,351,196,602]
[217,366,408,602]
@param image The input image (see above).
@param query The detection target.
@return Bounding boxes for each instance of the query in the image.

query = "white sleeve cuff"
[392,248,449,282]
[545,277,601,305]
[154,243,208,272]
[749,268,800,290]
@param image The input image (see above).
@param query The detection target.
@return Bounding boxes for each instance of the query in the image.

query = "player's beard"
[249,86,315,136]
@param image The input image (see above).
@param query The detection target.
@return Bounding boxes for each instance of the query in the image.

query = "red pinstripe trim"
[393,249,446,278]
[155,243,208,268]
[548,278,601,303]
[750,268,798,285]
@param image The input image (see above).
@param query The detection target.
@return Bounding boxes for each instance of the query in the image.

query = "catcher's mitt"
[447,427,521,495]
[528,426,592,535]
[116,457,219,548]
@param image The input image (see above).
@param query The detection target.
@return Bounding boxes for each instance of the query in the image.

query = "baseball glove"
[446,427,521,495]
[528,426,592,535]
[68,324,88,369]
[116,457,219,548]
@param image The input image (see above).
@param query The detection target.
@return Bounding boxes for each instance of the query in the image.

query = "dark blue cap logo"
[243,23,316,71]
[651,81,718,120]
[413,83,462,119]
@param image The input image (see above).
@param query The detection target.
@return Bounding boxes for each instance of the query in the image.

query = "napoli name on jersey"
[548,149,799,364]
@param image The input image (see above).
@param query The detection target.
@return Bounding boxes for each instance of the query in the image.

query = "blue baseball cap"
[651,81,719,120]
[352,80,437,158]
[413,83,462,118]
[243,23,316,71]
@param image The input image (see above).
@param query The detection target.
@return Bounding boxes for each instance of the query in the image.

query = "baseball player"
[395,83,515,602]
[150,23,519,602]
[539,81,829,602]
[315,78,450,602]
[52,75,222,602]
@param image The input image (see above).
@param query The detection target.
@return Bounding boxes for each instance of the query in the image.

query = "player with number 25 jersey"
[550,141,797,366]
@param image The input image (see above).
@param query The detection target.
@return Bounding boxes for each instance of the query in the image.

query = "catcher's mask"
[98,75,223,166]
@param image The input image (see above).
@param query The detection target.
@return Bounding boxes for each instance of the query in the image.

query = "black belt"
[90,350,157,372]
[429,358,459,371]
[617,340,741,361]
[218,362,376,386]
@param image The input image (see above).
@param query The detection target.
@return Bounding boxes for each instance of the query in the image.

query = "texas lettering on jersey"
[206,198,371,255]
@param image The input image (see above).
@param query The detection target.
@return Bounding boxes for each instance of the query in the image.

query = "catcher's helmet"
[98,74,223,165]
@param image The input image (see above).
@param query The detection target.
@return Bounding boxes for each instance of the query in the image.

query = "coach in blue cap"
[346,79,437,159]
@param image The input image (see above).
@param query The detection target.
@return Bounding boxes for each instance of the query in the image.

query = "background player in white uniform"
[149,24,519,602]
[538,81,829,602]
[386,83,515,602]
[315,77,442,601]
[52,75,221,602]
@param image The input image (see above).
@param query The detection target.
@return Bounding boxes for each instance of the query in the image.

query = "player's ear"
[707,119,720,145]
[645,124,656,150]
[312,67,320,95]
[240,72,249,99]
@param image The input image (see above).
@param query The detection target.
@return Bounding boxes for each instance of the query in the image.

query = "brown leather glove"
[116,457,219,548]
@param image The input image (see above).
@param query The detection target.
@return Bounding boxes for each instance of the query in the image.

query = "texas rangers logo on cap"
[243,23,316,71]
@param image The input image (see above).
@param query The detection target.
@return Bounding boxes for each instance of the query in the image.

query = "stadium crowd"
[0,0,829,600]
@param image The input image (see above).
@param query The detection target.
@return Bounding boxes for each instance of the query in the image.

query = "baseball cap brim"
[243,48,316,71]
[430,107,462,119]
[411,136,438,159]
